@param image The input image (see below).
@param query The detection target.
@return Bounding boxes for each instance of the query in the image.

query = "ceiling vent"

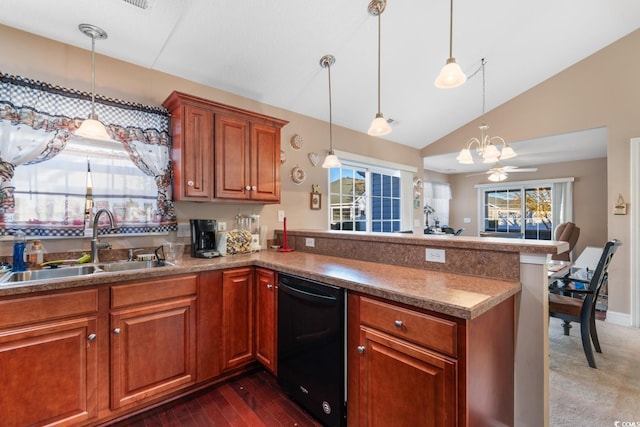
[121,0,152,10]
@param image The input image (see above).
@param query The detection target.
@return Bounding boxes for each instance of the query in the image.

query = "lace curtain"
[0,72,176,237]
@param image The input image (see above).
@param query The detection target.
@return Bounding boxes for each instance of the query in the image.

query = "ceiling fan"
[466,165,538,182]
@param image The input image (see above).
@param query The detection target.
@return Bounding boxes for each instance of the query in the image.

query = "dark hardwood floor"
[110,369,323,427]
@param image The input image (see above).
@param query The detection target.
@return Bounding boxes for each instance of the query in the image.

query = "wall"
[0,24,423,255]
[422,29,640,318]
[447,157,607,259]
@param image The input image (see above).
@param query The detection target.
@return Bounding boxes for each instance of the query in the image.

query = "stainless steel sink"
[0,265,98,283]
[95,260,171,273]
[0,259,172,285]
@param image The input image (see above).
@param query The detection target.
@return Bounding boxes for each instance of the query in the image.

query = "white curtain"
[424,181,451,227]
[552,181,573,226]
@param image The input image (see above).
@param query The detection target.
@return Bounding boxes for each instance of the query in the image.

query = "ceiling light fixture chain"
[367,0,392,137]
[456,58,516,165]
[320,55,341,168]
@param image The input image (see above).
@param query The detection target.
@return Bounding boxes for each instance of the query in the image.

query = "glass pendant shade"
[322,152,342,168]
[481,143,500,163]
[434,58,467,89]
[456,148,473,164]
[76,116,110,140]
[368,114,392,136]
[500,145,517,160]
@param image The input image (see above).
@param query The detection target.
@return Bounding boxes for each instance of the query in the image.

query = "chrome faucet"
[91,208,117,263]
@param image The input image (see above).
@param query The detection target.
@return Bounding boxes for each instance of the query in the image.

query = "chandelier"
[456,59,516,164]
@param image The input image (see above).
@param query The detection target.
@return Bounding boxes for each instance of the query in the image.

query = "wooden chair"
[548,239,621,368]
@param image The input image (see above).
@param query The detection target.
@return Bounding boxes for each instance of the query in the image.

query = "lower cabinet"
[109,275,198,410]
[220,267,255,372]
[255,267,277,374]
[347,293,515,427]
[0,290,99,427]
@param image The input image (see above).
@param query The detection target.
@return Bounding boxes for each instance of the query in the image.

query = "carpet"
[549,316,640,426]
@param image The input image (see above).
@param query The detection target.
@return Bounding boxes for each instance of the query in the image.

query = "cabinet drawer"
[0,289,98,329]
[359,296,457,357]
[111,274,197,309]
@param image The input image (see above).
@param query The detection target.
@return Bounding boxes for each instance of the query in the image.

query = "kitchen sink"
[0,260,172,285]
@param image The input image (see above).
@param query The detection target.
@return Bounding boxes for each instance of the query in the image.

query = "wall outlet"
[278,210,285,222]
[463,217,472,224]
[305,238,315,247]
[176,223,190,237]
[217,221,227,232]
[425,248,446,263]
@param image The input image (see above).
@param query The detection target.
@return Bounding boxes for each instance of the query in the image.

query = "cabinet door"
[249,123,281,202]
[181,104,214,199]
[214,114,250,200]
[110,297,196,409]
[0,317,98,427]
[355,327,457,427]
[221,268,255,371]
[255,268,277,374]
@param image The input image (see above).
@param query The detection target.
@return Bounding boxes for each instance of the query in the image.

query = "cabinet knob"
[394,320,404,328]
[251,185,257,191]
[87,333,97,341]
[245,185,251,191]
[266,284,274,289]
[187,180,194,187]
[113,328,121,335]
[357,345,365,354]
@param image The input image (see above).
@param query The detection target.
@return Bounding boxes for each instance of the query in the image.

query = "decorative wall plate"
[290,134,303,150]
[281,149,287,165]
[308,152,320,166]
[290,165,306,185]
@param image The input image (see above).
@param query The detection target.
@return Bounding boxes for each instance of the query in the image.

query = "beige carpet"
[549,316,640,426]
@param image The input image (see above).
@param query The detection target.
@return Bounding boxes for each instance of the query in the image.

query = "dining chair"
[548,239,621,368]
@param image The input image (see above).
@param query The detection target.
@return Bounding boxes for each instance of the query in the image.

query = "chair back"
[586,239,622,300]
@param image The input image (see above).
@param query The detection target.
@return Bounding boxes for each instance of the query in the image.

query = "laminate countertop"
[0,250,520,320]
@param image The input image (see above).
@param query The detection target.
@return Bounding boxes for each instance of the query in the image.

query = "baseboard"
[605,310,632,326]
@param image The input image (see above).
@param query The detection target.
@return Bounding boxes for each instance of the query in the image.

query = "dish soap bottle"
[28,240,44,270]
[12,231,27,272]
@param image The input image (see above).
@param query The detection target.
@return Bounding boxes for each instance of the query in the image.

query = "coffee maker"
[190,219,219,258]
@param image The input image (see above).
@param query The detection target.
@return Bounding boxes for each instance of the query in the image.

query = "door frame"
[630,138,640,327]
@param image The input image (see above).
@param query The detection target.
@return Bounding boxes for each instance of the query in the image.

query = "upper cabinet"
[163,91,288,203]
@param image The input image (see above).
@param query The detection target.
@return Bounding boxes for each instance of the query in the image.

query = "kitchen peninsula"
[0,232,565,426]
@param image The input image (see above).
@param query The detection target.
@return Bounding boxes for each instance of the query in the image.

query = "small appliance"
[190,219,219,258]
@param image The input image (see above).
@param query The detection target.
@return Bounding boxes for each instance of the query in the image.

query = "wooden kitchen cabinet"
[0,289,98,427]
[163,91,288,203]
[348,293,515,427]
[109,275,197,410]
[221,267,255,372]
[255,267,277,373]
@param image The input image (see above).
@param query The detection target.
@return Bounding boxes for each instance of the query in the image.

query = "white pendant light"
[367,0,392,137]
[75,24,111,141]
[320,55,342,169]
[434,0,467,89]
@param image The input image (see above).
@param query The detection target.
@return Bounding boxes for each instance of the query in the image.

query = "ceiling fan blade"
[465,171,490,177]
[509,168,538,172]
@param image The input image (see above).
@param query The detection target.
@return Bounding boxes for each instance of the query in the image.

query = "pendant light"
[75,23,111,140]
[320,55,342,169]
[367,0,392,137]
[434,0,467,89]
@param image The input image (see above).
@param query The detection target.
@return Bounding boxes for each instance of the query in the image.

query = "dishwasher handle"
[278,281,338,305]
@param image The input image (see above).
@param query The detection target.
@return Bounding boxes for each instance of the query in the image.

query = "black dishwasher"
[277,273,345,427]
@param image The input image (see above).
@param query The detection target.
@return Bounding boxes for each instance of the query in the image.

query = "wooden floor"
[110,369,322,427]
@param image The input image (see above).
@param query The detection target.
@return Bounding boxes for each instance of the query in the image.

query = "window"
[328,161,404,233]
[423,182,451,228]
[477,178,573,240]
